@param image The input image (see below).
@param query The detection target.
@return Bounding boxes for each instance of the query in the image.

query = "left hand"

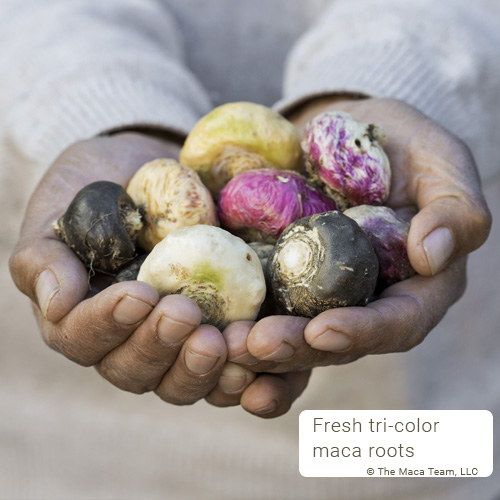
[204,254,463,417]
[219,255,466,377]
[206,97,491,410]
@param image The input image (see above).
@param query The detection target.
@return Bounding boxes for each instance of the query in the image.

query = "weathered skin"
[179,102,304,197]
[53,181,142,275]
[126,158,218,251]
[268,211,379,317]
[218,169,336,243]
[344,205,415,288]
[302,111,391,209]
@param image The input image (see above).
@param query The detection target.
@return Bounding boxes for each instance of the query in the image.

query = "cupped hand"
[9,131,308,414]
[289,97,491,275]
[221,97,491,377]
[9,133,229,404]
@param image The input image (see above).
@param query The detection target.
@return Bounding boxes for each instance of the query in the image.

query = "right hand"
[9,133,230,403]
[8,132,307,416]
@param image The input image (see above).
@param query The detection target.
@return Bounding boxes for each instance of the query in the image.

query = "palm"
[17,133,180,297]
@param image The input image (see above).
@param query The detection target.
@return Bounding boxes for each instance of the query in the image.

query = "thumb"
[406,135,492,276]
[9,235,90,323]
[9,132,183,322]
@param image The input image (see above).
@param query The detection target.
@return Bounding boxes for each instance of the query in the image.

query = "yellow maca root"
[179,102,304,197]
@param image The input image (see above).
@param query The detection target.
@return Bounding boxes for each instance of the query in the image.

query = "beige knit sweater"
[1,1,499,499]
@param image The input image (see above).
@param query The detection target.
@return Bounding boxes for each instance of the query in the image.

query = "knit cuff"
[4,59,212,167]
[276,0,497,150]
[275,37,453,125]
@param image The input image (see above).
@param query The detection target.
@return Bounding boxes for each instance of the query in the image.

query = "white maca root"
[126,158,218,251]
[137,225,266,330]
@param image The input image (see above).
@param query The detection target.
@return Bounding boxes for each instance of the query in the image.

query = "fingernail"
[262,342,295,361]
[36,269,60,320]
[185,348,219,375]
[423,227,454,275]
[228,352,259,365]
[253,400,278,415]
[310,330,352,352]
[113,295,153,325]
[218,365,250,394]
[157,315,195,345]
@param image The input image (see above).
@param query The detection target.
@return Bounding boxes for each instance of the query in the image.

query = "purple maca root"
[343,205,415,288]
[302,111,391,210]
[218,168,336,243]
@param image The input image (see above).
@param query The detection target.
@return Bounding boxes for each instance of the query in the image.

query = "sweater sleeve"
[278,0,500,181]
[0,0,212,170]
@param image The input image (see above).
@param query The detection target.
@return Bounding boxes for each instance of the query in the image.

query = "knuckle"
[62,350,96,368]
[205,392,239,408]
[452,135,472,158]
[155,388,197,406]
[440,131,474,166]
[471,202,493,245]
[97,364,150,394]
[39,325,63,354]
[122,385,148,395]
[48,331,99,367]
[8,244,35,294]
[155,371,213,405]
[128,341,162,366]
[331,350,366,366]
[31,304,74,359]
[364,319,427,356]
[399,330,427,353]
[454,196,492,253]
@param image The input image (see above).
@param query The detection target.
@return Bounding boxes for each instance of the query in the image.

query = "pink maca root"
[302,111,391,210]
[218,169,336,243]
[344,205,415,288]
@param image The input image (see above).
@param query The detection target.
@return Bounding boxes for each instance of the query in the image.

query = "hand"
[205,357,311,419]
[222,97,491,373]
[9,131,309,415]
[9,133,230,404]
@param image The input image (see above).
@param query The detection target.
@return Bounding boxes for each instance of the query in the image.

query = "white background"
[299,410,493,478]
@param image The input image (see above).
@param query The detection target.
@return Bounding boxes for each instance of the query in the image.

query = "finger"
[8,149,98,321]
[9,133,183,323]
[304,257,467,356]
[9,236,90,323]
[223,320,283,373]
[40,280,159,366]
[155,325,227,405]
[246,316,333,373]
[205,362,256,407]
[241,370,312,419]
[96,295,202,394]
[405,123,491,275]
[223,320,260,364]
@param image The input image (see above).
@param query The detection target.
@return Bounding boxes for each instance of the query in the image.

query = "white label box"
[299,410,493,478]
